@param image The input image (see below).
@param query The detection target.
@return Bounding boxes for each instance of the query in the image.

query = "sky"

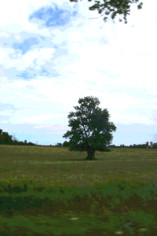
[0,0,157,146]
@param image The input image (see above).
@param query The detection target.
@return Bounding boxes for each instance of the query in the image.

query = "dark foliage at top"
[69,0,143,23]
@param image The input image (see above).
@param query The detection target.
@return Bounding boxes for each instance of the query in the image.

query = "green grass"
[0,145,157,235]
[0,145,157,186]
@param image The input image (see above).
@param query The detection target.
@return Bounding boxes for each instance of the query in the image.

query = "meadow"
[0,145,157,235]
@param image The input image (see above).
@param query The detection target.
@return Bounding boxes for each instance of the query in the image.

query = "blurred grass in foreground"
[0,145,157,235]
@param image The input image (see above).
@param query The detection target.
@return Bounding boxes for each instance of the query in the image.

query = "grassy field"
[0,145,157,235]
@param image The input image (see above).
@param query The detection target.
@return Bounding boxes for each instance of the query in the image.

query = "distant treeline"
[1,128,157,148]
[56,142,157,149]
[109,143,157,149]
[0,129,35,146]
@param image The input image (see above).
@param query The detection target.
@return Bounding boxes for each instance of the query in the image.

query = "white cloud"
[11,113,65,125]
[0,74,156,127]
[0,47,55,71]
[0,0,53,28]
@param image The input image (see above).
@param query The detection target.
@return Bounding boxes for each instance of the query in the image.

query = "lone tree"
[63,96,116,160]
[69,0,143,23]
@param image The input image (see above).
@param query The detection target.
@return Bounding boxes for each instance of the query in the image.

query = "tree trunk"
[85,148,96,160]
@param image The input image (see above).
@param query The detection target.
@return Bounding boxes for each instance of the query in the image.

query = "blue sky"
[0,0,157,145]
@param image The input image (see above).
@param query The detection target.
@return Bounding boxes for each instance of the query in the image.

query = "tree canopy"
[63,96,116,160]
[69,0,143,23]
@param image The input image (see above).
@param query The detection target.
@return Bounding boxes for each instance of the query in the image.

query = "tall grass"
[0,145,157,235]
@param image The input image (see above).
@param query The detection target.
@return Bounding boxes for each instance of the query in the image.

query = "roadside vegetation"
[0,145,157,235]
